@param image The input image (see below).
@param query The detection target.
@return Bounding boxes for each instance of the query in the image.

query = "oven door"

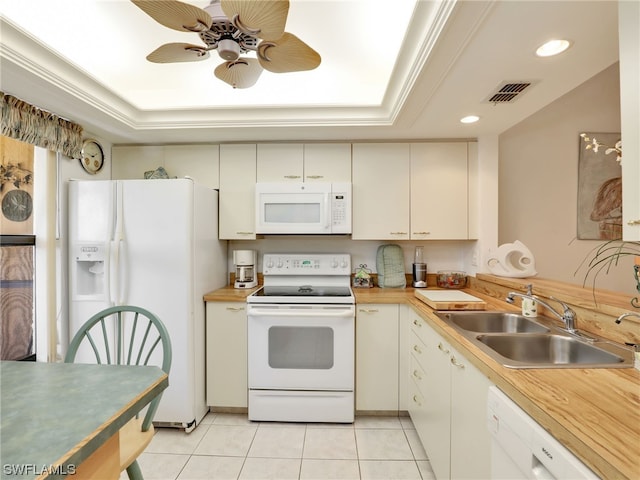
[247,304,355,390]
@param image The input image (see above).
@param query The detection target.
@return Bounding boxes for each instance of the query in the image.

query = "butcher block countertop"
[204,279,640,479]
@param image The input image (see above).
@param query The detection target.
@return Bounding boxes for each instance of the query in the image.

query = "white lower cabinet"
[356,304,399,411]
[408,308,493,479]
[205,302,247,408]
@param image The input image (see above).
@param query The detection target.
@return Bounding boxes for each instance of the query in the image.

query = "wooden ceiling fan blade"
[147,43,210,63]
[257,33,321,73]
[131,0,212,32]
[214,58,263,88]
[220,0,288,40]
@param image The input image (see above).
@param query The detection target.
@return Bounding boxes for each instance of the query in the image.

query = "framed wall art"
[0,136,34,235]
[577,132,622,240]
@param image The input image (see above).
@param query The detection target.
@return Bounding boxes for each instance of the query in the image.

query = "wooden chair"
[65,305,172,480]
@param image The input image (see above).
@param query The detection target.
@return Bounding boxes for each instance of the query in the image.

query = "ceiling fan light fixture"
[217,38,241,61]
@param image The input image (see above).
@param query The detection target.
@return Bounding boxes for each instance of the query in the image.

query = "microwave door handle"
[325,193,331,231]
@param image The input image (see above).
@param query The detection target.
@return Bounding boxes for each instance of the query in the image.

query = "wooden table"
[0,361,168,479]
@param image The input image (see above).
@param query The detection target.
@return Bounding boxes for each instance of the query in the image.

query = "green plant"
[575,240,640,307]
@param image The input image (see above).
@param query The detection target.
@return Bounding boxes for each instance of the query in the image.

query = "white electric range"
[246,253,355,423]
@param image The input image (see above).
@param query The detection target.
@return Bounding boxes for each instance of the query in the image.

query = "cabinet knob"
[284,175,301,179]
[359,308,379,313]
[236,231,254,235]
[226,306,245,312]
[413,231,431,235]
[412,369,422,380]
[413,395,422,406]
[390,231,408,235]
[437,342,450,354]
[627,220,640,225]
[413,344,422,354]
[413,319,422,327]
[306,175,324,179]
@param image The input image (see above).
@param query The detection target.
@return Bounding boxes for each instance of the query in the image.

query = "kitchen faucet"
[615,311,640,324]
[506,291,578,334]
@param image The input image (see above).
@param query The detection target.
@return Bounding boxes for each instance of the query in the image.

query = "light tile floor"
[130,413,437,480]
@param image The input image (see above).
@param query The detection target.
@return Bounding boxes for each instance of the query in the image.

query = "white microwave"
[255,182,351,234]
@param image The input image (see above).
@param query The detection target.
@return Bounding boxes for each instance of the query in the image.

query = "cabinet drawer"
[410,330,429,371]
[410,313,430,346]
[408,376,428,444]
[410,353,428,395]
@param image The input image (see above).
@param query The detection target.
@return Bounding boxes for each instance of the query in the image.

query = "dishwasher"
[487,386,600,479]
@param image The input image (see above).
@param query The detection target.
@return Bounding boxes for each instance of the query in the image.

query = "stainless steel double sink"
[434,311,634,369]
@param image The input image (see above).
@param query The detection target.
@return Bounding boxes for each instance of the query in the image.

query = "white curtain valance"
[0,92,83,159]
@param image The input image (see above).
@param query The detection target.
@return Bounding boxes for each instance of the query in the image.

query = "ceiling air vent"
[484,81,535,104]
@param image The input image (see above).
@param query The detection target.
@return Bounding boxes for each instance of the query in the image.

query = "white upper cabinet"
[352,143,411,240]
[256,143,352,183]
[303,143,352,182]
[256,144,304,181]
[410,142,469,240]
[353,142,475,240]
[111,145,219,189]
[219,144,257,240]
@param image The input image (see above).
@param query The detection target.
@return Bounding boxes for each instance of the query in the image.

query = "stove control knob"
[276,259,284,268]
[331,259,339,268]
[340,259,349,268]
[266,258,274,269]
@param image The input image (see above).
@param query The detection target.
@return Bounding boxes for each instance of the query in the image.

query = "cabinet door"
[398,305,412,411]
[352,143,410,240]
[219,144,257,239]
[112,146,164,179]
[164,145,219,189]
[303,143,352,182]
[419,319,452,480]
[355,304,399,411]
[256,144,303,182]
[410,143,469,239]
[450,345,492,479]
[206,302,248,408]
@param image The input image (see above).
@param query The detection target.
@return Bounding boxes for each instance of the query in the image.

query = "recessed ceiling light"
[536,39,571,57]
[460,115,480,124]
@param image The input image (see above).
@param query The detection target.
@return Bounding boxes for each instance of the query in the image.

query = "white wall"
[499,63,633,295]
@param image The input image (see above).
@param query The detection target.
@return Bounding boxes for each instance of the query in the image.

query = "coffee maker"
[412,246,427,288]
[233,250,257,289]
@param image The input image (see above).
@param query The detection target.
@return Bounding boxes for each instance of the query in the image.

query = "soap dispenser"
[522,284,537,317]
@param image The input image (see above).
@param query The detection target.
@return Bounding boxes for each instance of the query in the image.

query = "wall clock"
[80,139,104,174]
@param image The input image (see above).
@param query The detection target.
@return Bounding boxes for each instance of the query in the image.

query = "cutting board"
[414,289,487,310]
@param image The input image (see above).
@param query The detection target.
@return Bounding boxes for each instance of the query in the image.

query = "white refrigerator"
[68,178,227,431]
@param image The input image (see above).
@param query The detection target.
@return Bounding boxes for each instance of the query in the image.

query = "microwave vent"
[484,81,534,104]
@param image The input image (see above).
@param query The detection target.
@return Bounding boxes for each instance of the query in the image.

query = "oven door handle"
[248,307,354,318]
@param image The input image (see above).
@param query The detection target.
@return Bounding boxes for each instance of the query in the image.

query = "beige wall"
[499,63,635,296]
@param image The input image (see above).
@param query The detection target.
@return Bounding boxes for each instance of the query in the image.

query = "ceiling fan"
[131,0,321,89]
